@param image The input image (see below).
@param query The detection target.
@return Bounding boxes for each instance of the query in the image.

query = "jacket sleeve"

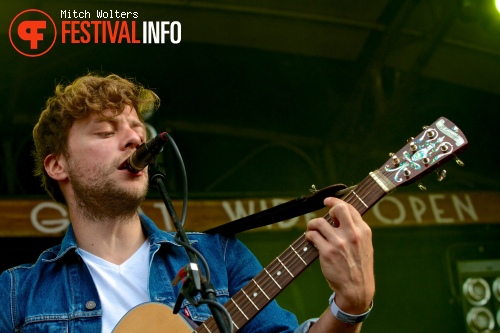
[0,270,15,332]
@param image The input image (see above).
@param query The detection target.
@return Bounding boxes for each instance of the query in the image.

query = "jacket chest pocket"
[19,314,101,333]
[182,291,230,325]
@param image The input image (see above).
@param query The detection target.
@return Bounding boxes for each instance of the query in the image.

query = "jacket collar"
[47,213,195,263]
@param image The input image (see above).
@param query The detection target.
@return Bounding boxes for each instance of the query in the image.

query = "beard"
[67,155,149,224]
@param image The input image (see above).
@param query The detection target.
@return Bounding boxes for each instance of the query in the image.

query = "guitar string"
[235,176,382,312]
[223,186,369,328]
[200,176,385,332]
[207,197,373,332]
[263,175,385,291]
[233,163,405,328]
[224,178,379,330]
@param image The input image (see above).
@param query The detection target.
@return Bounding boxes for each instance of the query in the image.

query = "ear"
[44,153,68,181]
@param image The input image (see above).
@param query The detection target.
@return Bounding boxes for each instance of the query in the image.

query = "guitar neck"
[196,173,387,333]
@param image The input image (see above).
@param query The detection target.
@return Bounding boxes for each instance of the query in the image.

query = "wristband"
[329,292,373,324]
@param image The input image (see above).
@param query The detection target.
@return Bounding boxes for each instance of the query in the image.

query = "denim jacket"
[0,214,315,332]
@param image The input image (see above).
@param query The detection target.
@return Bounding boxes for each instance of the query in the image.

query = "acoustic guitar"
[113,117,468,333]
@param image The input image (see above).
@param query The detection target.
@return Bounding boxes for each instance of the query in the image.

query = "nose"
[123,127,143,150]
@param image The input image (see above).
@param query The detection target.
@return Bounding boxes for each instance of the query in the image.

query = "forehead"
[77,105,144,128]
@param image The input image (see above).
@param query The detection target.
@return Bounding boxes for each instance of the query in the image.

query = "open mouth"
[118,158,130,170]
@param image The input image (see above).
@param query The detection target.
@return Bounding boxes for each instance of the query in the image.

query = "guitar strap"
[204,183,352,236]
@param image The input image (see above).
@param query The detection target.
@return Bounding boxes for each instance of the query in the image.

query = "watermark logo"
[9,8,181,57]
[9,9,57,57]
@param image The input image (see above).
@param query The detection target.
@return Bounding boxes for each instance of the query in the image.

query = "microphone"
[126,132,169,173]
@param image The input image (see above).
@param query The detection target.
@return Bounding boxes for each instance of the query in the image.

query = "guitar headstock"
[379,117,468,189]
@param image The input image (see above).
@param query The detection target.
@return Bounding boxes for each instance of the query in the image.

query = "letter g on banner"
[9,9,57,57]
[31,202,70,234]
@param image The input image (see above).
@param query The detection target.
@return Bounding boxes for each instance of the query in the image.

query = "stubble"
[68,155,149,224]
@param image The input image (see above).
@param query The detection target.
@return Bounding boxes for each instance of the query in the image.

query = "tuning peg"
[404,168,411,177]
[391,154,400,165]
[455,156,465,167]
[410,142,418,152]
[423,157,430,165]
[309,185,318,193]
[407,137,415,143]
[436,169,447,182]
[440,145,449,153]
[417,181,427,191]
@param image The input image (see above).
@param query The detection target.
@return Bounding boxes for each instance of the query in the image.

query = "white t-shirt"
[79,239,151,333]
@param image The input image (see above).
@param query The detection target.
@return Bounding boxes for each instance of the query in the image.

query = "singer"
[0,73,374,333]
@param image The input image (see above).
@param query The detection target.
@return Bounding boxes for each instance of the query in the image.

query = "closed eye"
[98,132,115,138]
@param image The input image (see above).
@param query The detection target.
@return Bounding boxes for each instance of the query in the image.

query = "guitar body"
[112,303,194,333]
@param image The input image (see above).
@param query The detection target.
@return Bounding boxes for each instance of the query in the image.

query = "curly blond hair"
[33,73,160,205]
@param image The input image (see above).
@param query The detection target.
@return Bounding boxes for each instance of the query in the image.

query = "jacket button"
[85,301,97,310]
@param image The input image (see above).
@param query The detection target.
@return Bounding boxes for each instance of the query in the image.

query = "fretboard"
[196,172,388,333]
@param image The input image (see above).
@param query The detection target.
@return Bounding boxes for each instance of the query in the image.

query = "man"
[0,73,374,332]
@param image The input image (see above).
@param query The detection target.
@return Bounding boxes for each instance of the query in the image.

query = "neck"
[70,206,147,265]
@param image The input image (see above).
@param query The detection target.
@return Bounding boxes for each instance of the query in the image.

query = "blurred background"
[1,1,500,332]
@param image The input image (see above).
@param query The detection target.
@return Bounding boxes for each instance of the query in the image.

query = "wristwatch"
[329,292,373,324]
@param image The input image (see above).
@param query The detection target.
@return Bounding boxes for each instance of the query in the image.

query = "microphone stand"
[148,160,232,333]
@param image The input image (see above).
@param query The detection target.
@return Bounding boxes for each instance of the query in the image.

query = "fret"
[277,257,294,278]
[342,175,387,215]
[350,190,368,208]
[202,323,211,333]
[325,215,336,227]
[242,289,259,310]
[232,320,239,330]
[264,268,282,289]
[252,279,270,300]
[289,245,307,265]
[231,299,249,320]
